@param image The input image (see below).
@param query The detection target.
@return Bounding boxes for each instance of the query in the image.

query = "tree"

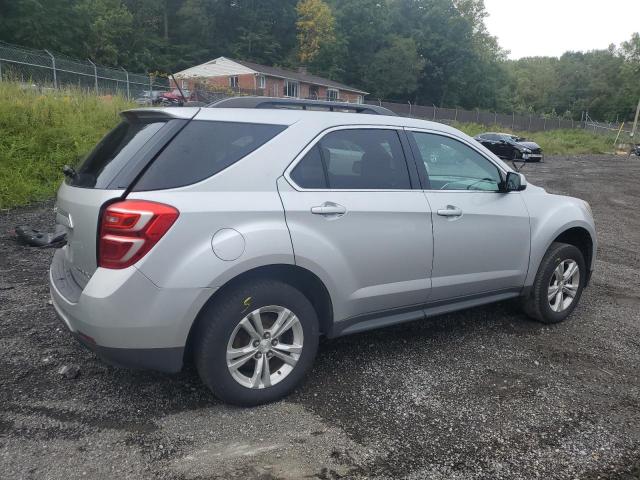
[74,0,134,66]
[365,36,425,100]
[295,0,336,64]
[331,0,390,87]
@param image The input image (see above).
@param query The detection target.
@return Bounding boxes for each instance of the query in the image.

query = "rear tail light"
[98,200,179,269]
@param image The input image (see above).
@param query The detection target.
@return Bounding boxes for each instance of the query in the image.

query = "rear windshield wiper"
[62,165,77,179]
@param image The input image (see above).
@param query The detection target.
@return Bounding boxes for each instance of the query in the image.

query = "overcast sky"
[483,0,640,59]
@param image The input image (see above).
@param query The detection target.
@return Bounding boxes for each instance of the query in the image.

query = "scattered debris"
[14,225,66,248]
[58,364,80,379]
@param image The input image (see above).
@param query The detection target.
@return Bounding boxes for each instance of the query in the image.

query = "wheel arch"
[184,264,334,362]
[527,221,595,290]
[552,227,594,281]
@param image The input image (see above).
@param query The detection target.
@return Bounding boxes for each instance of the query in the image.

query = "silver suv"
[50,98,596,406]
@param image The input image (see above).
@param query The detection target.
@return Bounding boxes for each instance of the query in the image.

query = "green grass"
[0,82,134,209]
[454,122,617,155]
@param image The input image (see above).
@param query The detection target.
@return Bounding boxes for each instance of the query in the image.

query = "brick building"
[174,57,367,103]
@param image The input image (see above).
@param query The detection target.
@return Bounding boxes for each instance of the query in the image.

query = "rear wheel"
[522,242,586,323]
[195,279,319,406]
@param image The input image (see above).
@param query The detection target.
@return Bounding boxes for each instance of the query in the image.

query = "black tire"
[522,242,586,324]
[194,279,319,406]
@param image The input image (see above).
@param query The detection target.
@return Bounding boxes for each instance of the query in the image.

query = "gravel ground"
[1,154,639,479]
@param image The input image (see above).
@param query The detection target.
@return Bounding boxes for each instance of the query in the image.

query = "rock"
[58,364,80,379]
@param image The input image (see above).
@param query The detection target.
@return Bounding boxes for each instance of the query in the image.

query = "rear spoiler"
[120,108,200,122]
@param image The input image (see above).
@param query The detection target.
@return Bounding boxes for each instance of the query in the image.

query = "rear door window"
[68,120,166,188]
[318,129,411,189]
[134,121,287,191]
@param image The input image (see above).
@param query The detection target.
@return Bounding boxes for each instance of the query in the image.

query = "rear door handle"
[311,202,346,216]
[437,206,463,217]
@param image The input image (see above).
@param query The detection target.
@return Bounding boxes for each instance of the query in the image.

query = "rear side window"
[134,121,287,191]
[69,120,166,188]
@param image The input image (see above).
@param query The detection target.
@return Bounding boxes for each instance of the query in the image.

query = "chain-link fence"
[366,100,629,135]
[0,41,170,99]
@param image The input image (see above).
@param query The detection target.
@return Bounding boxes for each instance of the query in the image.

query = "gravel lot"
[1,154,639,479]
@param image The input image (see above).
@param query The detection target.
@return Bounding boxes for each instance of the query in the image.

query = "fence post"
[87,59,98,94]
[433,105,436,121]
[494,111,497,126]
[44,49,57,89]
[149,74,153,95]
[121,67,130,99]
[476,109,479,123]
[0,60,2,82]
[543,117,546,130]
[528,115,532,131]
[511,112,514,130]
[408,100,412,117]
[454,108,458,122]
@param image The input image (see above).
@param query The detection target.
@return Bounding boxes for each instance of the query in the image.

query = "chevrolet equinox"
[50,98,596,406]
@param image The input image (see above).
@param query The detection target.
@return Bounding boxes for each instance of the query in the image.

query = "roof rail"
[207,96,396,116]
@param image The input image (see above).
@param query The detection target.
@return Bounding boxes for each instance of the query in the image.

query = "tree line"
[0,0,638,121]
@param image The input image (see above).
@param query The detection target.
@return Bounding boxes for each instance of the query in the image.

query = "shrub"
[0,82,133,208]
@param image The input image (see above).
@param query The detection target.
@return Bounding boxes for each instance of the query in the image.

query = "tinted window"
[410,132,502,191]
[68,120,166,188]
[134,121,286,191]
[319,129,410,189]
[290,146,327,188]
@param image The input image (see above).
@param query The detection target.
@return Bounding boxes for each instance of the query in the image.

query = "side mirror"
[503,171,527,192]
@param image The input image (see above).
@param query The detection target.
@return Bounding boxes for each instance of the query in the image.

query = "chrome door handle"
[311,203,346,216]
[437,206,463,217]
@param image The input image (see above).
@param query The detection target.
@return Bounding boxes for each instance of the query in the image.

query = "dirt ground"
[1,154,639,480]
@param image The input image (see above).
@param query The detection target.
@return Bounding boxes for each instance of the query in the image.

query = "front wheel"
[194,279,319,406]
[522,242,586,323]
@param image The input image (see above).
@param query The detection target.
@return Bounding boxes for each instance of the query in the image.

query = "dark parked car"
[475,132,543,162]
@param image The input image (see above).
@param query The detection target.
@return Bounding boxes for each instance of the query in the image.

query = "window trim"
[257,75,266,89]
[404,127,508,193]
[284,125,417,192]
[229,75,239,88]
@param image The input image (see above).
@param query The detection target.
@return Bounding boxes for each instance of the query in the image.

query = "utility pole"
[631,97,640,140]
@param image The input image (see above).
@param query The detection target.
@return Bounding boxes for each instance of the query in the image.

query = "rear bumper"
[70,329,184,373]
[49,248,213,372]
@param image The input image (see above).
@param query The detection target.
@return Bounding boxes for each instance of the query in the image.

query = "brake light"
[98,200,179,269]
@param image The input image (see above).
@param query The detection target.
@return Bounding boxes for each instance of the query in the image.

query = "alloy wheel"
[548,259,580,312]
[226,305,304,389]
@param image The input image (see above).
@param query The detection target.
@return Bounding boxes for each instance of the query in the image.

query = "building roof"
[175,56,368,95]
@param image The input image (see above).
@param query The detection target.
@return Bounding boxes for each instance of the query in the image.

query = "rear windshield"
[67,120,166,188]
[133,120,287,191]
